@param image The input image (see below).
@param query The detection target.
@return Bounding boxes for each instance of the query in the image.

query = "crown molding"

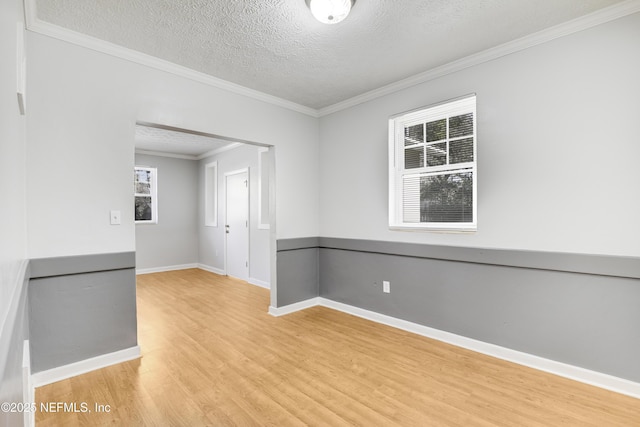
[134,149,198,160]
[134,142,244,161]
[197,142,244,160]
[317,0,640,117]
[24,0,640,119]
[23,0,319,118]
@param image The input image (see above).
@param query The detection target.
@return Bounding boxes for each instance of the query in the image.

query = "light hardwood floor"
[36,269,639,426]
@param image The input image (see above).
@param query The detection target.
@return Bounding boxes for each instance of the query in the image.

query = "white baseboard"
[268,297,321,317]
[136,263,198,275]
[248,277,270,289]
[31,346,141,388]
[197,264,226,276]
[269,297,640,400]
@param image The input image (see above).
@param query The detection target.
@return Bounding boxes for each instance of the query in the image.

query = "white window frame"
[134,166,158,224]
[388,95,477,232]
[204,161,218,227]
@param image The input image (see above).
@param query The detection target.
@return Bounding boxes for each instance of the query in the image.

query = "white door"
[225,170,249,280]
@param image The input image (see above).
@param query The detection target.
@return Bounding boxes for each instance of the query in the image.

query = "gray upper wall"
[22,7,638,261]
[318,12,640,258]
[134,153,199,270]
[0,0,29,418]
[25,25,320,260]
[0,0,27,266]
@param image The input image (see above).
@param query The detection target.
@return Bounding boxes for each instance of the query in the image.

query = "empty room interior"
[2,0,640,425]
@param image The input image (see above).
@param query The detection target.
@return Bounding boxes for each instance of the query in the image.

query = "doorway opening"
[133,121,275,298]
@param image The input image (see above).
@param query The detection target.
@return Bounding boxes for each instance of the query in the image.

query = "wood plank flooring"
[36,269,640,426]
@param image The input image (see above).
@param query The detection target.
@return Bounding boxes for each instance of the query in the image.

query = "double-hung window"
[389,95,476,231]
[134,166,157,224]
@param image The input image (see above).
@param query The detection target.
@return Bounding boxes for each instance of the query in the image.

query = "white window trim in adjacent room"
[389,94,477,232]
[134,166,158,224]
[205,161,218,227]
[257,147,270,230]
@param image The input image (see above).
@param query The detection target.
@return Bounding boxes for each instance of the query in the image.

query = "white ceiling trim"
[23,0,319,118]
[318,0,640,116]
[135,149,198,161]
[134,143,245,160]
[24,0,640,119]
[135,120,266,146]
[197,142,244,160]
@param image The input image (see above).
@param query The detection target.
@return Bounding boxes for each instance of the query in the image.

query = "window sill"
[389,225,476,234]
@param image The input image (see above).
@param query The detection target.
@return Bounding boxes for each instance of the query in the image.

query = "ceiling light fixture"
[306,0,356,25]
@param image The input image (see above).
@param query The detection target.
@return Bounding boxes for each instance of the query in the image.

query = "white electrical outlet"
[383,280,390,293]
[110,210,121,225]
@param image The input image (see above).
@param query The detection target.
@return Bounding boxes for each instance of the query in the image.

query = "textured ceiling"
[35,0,624,110]
[135,124,235,157]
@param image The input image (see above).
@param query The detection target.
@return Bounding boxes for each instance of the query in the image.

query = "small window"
[389,95,476,231]
[134,166,157,224]
[204,161,218,227]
